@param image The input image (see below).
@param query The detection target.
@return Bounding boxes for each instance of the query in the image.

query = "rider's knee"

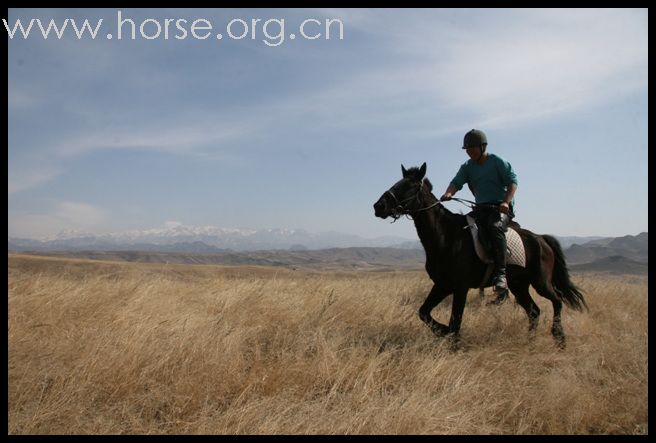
[490,214,510,232]
[489,220,505,233]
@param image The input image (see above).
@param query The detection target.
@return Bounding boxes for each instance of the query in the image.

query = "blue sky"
[8,8,648,240]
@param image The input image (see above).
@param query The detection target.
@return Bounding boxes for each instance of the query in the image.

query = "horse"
[373,162,587,348]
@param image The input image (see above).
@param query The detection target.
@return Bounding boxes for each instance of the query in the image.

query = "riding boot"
[488,219,509,305]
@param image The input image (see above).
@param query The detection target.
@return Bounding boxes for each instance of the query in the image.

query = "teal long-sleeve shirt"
[449,153,518,206]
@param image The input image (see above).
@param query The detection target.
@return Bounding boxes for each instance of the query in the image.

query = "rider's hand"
[499,202,510,214]
[440,193,452,202]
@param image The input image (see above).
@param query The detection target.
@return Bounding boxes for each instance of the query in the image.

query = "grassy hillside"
[14,247,426,271]
[8,254,647,434]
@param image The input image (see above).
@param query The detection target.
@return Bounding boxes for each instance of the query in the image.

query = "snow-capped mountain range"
[8,223,418,252]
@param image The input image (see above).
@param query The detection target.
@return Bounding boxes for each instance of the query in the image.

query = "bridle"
[385,180,441,222]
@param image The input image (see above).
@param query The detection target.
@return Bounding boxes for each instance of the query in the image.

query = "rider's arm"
[440,184,458,201]
[442,164,468,201]
[503,183,517,205]
[499,183,517,214]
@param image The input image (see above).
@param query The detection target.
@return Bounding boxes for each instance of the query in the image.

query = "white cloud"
[7,115,251,194]
[296,8,647,133]
[176,8,646,142]
[428,10,647,129]
[163,221,183,229]
[50,115,250,158]
[8,201,108,239]
[8,165,63,195]
[53,201,107,225]
[8,8,647,196]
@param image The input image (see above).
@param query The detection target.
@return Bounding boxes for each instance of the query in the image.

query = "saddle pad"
[465,215,526,268]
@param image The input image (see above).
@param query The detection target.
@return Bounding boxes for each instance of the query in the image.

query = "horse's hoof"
[486,296,507,306]
[552,329,566,349]
[487,287,509,305]
[444,334,462,352]
[429,323,450,337]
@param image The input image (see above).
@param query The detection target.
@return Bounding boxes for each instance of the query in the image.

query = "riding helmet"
[462,129,488,149]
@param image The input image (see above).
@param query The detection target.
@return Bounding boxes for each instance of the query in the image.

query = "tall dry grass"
[8,254,647,434]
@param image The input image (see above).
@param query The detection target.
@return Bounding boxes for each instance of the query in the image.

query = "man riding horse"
[439,129,518,304]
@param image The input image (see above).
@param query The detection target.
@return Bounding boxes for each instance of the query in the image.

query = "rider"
[439,129,518,303]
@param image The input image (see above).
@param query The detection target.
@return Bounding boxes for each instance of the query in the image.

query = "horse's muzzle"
[373,197,389,219]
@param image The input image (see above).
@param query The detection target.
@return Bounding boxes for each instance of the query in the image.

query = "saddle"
[465,215,526,288]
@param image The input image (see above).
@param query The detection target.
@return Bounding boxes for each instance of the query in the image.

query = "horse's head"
[373,162,433,219]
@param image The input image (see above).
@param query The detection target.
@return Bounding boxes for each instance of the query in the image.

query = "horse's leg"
[528,235,568,348]
[532,281,566,349]
[446,287,469,350]
[448,287,468,334]
[418,283,451,337]
[550,298,565,349]
[507,275,540,332]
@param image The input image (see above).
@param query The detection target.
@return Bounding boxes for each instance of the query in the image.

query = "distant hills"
[554,236,613,249]
[562,232,647,274]
[7,227,647,275]
[7,224,414,253]
[569,256,648,275]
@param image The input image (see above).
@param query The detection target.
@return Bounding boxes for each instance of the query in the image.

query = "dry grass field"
[8,253,648,434]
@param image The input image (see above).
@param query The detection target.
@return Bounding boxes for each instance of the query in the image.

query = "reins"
[447,197,503,211]
[388,190,502,223]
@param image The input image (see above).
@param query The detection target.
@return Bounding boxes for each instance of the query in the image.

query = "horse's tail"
[542,235,589,312]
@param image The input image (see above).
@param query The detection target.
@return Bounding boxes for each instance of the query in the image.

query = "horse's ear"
[419,162,427,179]
[401,164,408,178]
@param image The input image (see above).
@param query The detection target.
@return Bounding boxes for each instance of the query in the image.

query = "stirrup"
[493,275,507,292]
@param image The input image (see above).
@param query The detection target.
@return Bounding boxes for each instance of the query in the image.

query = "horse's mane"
[423,178,433,192]
[404,166,464,223]
[421,177,466,224]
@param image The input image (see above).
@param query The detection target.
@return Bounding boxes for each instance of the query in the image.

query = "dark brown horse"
[373,163,587,348]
